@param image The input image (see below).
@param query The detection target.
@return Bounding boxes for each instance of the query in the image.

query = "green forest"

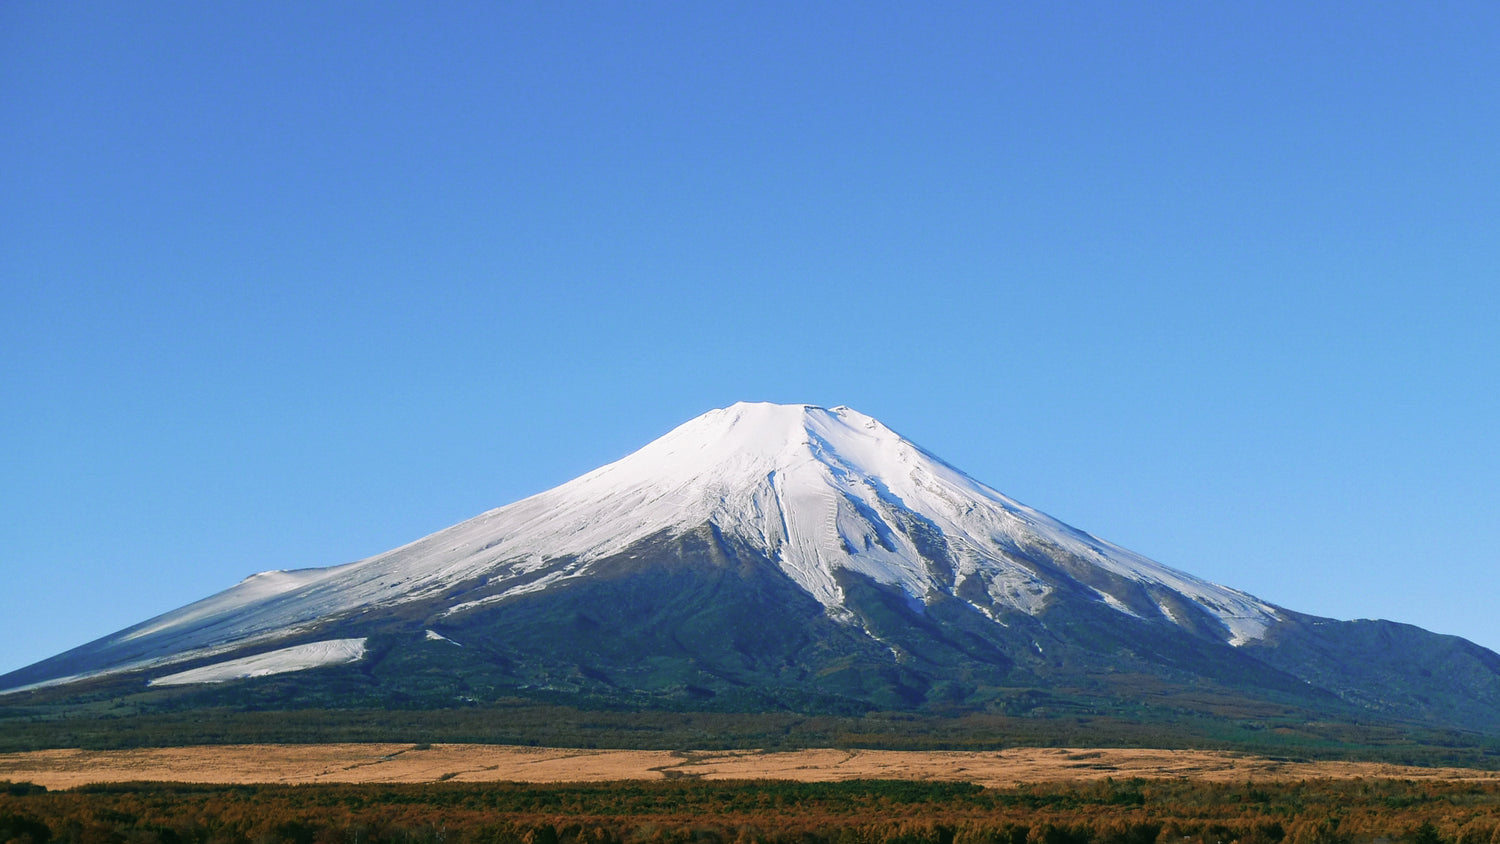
[5,702,1500,770]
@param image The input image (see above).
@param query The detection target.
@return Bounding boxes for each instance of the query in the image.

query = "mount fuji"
[5,402,1499,733]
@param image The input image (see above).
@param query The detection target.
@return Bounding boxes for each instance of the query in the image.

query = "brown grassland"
[4,745,1500,790]
[6,745,1500,844]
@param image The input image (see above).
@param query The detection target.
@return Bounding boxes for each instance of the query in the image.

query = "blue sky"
[2,2,1497,675]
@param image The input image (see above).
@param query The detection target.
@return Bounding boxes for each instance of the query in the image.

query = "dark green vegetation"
[6,777,1500,844]
[4,700,1500,769]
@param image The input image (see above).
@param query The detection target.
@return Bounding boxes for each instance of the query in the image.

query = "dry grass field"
[5,743,1500,789]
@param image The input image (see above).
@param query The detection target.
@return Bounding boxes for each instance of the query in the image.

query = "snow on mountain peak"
[441,401,1277,646]
[34,403,1280,689]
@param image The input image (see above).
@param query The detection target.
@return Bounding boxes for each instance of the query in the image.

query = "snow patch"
[148,639,367,686]
[1095,590,1142,618]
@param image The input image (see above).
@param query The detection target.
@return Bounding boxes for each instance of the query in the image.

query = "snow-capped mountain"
[5,403,1499,732]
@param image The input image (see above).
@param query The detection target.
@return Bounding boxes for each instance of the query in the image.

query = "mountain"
[5,402,1499,733]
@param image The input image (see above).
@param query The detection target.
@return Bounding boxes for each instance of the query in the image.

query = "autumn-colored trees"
[2,779,1498,844]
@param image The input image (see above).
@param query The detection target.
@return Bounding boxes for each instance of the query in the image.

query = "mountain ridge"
[5,402,1499,738]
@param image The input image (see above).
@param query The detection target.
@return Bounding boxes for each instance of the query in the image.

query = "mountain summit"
[496,401,1279,644]
[6,402,1500,732]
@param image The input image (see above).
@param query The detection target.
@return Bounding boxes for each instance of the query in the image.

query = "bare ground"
[4,745,1500,790]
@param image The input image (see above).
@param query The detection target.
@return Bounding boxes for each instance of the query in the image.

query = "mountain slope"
[4,402,1498,734]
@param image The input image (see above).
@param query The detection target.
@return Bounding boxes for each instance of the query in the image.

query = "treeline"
[4,704,1499,770]
[4,778,1500,844]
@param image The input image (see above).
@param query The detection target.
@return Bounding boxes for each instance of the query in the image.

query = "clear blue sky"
[3,3,1497,676]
